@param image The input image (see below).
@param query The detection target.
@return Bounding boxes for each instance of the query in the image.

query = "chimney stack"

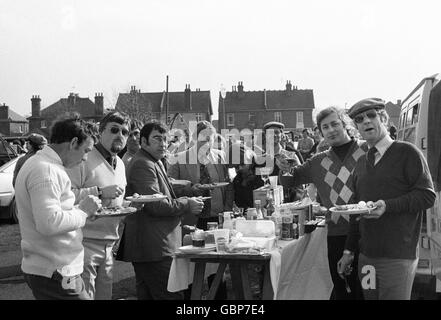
[286,80,292,92]
[95,93,104,116]
[31,95,41,117]
[397,99,402,106]
[0,104,8,120]
[184,84,192,110]
[237,81,244,98]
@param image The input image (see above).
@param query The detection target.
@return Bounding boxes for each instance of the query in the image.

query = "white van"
[397,73,441,291]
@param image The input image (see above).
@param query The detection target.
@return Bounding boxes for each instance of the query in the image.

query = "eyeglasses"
[110,127,129,137]
[353,110,379,124]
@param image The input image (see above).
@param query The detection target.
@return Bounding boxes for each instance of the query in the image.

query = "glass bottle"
[255,200,263,220]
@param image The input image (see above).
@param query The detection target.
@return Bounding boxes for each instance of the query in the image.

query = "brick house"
[385,100,401,128]
[27,93,105,137]
[115,85,213,133]
[0,103,28,137]
[218,81,315,134]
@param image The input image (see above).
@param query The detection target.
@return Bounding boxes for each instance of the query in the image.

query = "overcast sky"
[1,0,441,118]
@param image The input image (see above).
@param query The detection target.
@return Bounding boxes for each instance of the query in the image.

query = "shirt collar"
[41,146,64,166]
[373,134,394,157]
[95,142,116,167]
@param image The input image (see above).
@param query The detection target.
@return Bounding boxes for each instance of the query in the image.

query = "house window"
[227,113,235,127]
[41,120,47,128]
[195,113,203,122]
[19,125,23,133]
[296,112,304,128]
[274,112,282,122]
[249,113,256,123]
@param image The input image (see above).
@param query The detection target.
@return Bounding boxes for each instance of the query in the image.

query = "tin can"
[218,212,224,228]
[207,222,218,230]
[281,214,293,240]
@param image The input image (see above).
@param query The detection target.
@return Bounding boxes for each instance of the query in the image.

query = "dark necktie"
[199,163,211,216]
[367,147,377,167]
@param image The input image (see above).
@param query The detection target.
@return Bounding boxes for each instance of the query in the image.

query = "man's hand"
[100,185,124,199]
[79,195,102,219]
[337,252,354,279]
[361,199,386,219]
[275,154,299,173]
[188,197,204,215]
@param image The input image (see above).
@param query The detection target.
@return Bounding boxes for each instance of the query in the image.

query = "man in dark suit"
[116,121,204,300]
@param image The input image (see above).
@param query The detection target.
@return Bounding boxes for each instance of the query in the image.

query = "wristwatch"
[343,249,354,256]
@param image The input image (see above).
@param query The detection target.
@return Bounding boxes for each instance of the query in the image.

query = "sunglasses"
[353,110,379,124]
[110,127,129,137]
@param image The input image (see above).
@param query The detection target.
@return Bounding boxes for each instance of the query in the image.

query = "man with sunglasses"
[67,111,131,300]
[278,107,367,300]
[117,121,204,300]
[338,98,436,299]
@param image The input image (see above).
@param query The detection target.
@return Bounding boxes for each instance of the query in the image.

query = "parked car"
[0,155,22,223]
[0,136,19,167]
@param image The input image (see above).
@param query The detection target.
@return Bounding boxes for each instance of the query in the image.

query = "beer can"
[281,214,293,240]
[218,212,224,228]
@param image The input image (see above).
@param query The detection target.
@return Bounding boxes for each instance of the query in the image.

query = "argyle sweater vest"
[292,139,368,236]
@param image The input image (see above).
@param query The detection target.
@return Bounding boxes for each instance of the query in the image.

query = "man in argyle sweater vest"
[279,107,368,300]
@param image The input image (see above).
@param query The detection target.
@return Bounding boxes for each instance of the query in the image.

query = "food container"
[207,222,218,230]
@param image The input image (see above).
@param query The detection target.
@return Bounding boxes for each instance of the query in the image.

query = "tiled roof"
[222,89,314,112]
[7,108,28,122]
[41,97,98,119]
[115,91,212,115]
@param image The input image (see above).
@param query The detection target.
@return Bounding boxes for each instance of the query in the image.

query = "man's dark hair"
[50,114,96,145]
[99,111,131,133]
[140,121,168,145]
[316,106,352,134]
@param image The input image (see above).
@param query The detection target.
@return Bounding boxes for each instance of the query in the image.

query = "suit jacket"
[168,147,234,226]
[116,148,190,262]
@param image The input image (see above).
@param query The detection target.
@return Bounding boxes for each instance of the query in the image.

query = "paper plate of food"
[125,193,167,203]
[198,182,230,189]
[178,244,217,254]
[329,201,377,215]
[95,206,137,217]
[169,179,191,186]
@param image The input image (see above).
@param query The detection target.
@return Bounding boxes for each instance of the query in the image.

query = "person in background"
[261,121,302,202]
[116,121,204,300]
[15,116,101,300]
[308,126,330,158]
[298,128,315,161]
[338,98,435,300]
[389,124,397,140]
[66,111,130,300]
[122,123,141,168]
[278,106,367,300]
[13,133,47,188]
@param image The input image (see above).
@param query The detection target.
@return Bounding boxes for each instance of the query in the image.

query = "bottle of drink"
[223,211,234,230]
[255,200,263,220]
[270,206,282,239]
[265,195,275,218]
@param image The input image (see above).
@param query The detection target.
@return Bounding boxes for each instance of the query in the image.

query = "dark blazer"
[116,148,190,262]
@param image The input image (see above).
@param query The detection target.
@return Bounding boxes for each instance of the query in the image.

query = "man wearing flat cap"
[13,133,48,188]
[338,97,436,300]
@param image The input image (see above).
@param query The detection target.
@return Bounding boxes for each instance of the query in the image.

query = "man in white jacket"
[15,116,101,300]
[67,111,130,300]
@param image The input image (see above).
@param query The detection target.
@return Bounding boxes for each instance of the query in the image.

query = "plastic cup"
[269,176,278,187]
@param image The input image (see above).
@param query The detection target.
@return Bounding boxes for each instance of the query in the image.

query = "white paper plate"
[125,194,167,203]
[95,206,137,217]
[198,182,230,189]
[329,205,377,215]
[170,179,191,186]
[178,244,217,254]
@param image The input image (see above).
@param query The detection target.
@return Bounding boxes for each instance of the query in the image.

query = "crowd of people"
[13,97,436,301]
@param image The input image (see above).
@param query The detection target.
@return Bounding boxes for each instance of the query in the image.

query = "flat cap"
[348,98,386,118]
[263,121,285,130]
[26,133,47,146]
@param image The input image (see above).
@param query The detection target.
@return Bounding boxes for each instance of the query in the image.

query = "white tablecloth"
[275,225,333,300]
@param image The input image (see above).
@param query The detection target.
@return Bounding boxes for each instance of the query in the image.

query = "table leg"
[206,263,227,300]
[229,264,244,300]
[191,262,206,300]
[262,262,274,300]
[239,264,253,300]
